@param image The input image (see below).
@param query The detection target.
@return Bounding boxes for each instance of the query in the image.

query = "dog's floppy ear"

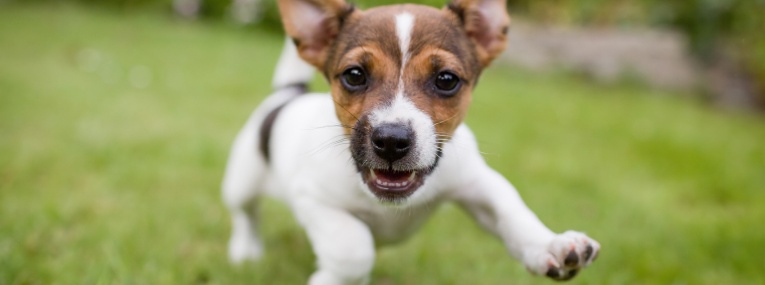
[446,0,510,67]
[277,0,353,68]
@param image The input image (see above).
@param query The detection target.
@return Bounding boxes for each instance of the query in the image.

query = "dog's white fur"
[222,37,599,285]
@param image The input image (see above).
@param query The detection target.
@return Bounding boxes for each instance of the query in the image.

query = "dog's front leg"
[453,166,600,281]
[292,197,375,285]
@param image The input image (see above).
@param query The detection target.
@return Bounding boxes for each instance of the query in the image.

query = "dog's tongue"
[370,169,415,187]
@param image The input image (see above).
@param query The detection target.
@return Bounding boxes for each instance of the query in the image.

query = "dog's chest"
[349,202,441,244]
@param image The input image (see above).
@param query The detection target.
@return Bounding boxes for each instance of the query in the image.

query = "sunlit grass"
[1,3,764,284]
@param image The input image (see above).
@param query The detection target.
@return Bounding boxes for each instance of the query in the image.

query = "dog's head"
[278,0,509,203]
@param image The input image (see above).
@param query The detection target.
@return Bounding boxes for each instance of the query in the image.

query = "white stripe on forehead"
[395,12,414,64]
[365,12,436,171]
[394,12,414,99]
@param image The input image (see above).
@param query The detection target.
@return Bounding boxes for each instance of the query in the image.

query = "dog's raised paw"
[529,230,600,281]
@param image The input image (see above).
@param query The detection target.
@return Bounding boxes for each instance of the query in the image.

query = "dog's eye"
[434,72,460,93]
[342,67,367,89]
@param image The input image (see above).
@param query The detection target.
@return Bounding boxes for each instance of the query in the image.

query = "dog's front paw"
[526,230,600,281]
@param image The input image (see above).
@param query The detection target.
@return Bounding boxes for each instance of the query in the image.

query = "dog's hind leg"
[222,37,314,264]
[222,113,268,264]
[222,91,296,264]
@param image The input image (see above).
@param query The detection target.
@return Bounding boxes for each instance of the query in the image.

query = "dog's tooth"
[376,179,382,184]
[395,183,401,187]
[382,182,388,186]
[402,181,407,186]
[408,171,416,182]
[370,169,377,180]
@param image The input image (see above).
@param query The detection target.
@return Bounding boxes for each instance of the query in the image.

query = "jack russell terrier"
[222,0,600,283]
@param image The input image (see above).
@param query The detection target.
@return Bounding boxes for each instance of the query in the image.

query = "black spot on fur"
[259,84,308,162]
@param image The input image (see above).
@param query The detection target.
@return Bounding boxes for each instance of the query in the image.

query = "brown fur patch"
[404,47,473,136]
[445,0,511,66]
[324,5,481,138]
[278,0,355,67]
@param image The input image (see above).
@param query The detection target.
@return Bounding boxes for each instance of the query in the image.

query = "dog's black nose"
[371,124,412,163]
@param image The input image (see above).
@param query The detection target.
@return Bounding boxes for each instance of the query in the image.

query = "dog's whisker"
[315,143,350,155]
[331,98,360,123]
[314,136,350,148]
[322,134,352,141]
[333,147,350,159]
[479,151,500,157]
[432,111,460,127]
[311,138,351,155]
[308,124,358,131]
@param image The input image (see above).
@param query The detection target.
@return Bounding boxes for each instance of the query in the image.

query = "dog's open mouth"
[360,167,428,202]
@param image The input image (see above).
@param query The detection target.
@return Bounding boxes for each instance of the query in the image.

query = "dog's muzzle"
[351,118,437,203]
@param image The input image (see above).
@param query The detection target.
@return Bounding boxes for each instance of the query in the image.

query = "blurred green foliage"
[18,0,765,93]
[24,0,765,45]
[506,0,765,98]
[509,0,764,57]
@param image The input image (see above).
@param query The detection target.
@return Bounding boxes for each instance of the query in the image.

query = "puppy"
[222,0,600,283]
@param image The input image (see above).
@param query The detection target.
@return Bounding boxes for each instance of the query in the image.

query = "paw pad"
[542,231,600,281]
[563,250,579,266]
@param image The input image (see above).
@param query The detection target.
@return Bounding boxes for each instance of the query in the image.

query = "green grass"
[1,3,764,284]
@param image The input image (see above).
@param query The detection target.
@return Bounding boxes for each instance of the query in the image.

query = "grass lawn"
[1,3,764,284]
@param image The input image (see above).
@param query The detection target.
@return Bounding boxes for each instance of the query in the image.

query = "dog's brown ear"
[277,0,353,68]
[446,0,510,67]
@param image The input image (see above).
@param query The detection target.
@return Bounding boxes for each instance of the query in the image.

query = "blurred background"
[0,0,763,284]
